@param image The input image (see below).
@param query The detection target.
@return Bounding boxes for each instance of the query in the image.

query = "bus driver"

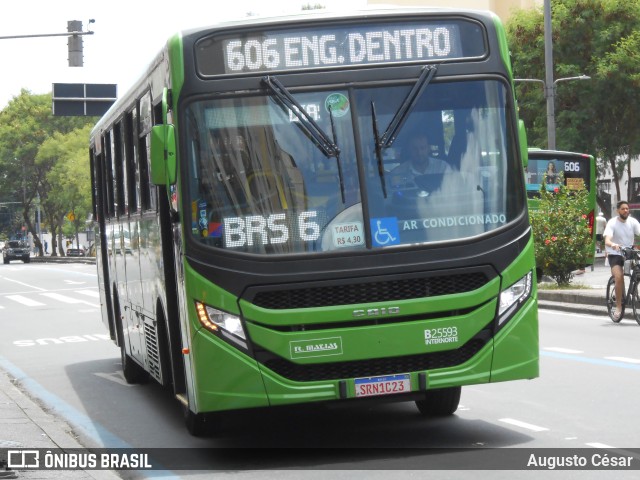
[393,133,451,178]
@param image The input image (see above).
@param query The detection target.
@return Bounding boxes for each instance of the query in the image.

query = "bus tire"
[120,340,147,385]
[114,294,147,384]
[415,386,461,416]
[183,406,208,437]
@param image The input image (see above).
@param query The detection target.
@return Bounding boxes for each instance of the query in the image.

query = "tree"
[506,0,640,211]
[0,90,94,254]
[36,125,93,256]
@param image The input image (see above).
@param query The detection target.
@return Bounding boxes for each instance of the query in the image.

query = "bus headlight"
[195,302,247,346]
[498,271,533,325]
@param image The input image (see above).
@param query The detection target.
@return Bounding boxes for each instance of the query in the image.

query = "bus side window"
[104,131,116,218]
[113,121,127,217]
[93,150,108,222]
[138,92,156,211]
[124,112,138,213]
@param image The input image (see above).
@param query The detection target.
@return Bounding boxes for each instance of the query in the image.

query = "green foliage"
[506,0,640,203]
[37,125,93,254]
[0,90,95,248]
[530,175,593,286]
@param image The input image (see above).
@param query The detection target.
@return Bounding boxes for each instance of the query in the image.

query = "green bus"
[526,149,597,269]
[89,8,538,435]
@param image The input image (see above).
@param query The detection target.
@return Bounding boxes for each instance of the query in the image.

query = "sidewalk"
[537,255,629,319]
[0,369,120,480]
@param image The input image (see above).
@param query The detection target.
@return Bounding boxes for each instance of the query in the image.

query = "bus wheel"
[183,406,208,437]
[120,341,147,384]
[415,386,461,416]
[114,296,147,384]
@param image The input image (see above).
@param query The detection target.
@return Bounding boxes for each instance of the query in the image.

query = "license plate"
[354,373,411,398]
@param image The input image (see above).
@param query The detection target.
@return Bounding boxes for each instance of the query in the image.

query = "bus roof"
[180,7,499,37]
[527,148,593,159]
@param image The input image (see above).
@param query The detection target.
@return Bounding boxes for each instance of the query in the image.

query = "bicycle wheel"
[633,281,640,325]
[606,276,624,322]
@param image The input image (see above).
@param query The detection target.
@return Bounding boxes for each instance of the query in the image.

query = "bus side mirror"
[519,120,528,168]
[150,124,177,185]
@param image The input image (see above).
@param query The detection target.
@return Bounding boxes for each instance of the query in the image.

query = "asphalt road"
[1,262,640,479]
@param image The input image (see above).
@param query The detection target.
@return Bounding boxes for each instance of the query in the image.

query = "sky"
[0,0,368,110]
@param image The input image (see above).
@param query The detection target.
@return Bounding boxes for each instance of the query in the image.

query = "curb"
[538,289,604,307]
[0,369,121,480]
[538,290,639,321]
[538,299,607,316]
[28,257,96,265]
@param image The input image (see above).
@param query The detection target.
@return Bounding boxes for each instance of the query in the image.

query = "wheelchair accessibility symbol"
[371,217,400,247]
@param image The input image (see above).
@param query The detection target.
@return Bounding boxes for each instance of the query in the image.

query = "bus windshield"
[184,78,523,254]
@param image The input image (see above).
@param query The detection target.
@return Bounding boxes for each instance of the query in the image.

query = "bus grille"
[251,272,488,310]
[259,334,488,382]
[143,322,162,382]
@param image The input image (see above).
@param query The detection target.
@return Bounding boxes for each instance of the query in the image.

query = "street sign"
[52,83,117,116]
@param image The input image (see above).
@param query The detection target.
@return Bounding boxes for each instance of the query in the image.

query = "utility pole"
[516,1,590,150]
[67,20,84,67]
[544,0,555,150]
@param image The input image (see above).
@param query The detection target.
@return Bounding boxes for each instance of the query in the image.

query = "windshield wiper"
[327,105,346,203]
[371,101,387,198]
[378,65,438,149]
[262,75,345,203]
[262,76,339,158]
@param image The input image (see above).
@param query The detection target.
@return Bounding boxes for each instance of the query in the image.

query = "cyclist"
[604,200,640,321]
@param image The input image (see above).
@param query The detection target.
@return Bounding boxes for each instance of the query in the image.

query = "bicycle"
[605,247,640,325]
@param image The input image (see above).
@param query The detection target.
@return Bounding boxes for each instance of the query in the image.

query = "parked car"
[66,248,86,257]
[3,240,30,264]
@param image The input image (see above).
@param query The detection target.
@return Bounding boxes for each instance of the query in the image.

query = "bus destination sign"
[196,20,485,75]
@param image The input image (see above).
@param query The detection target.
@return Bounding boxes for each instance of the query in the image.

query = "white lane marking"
[0,277,47,291]
[499,418,549,432]
[604,356,640,364]
[586,442,615,448]
[75,289,100,298]
[6,295,46,307]
[544,347,584,354]
[40,292,99,308]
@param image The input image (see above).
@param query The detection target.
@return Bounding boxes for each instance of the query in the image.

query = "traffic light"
[67,20,83,67]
